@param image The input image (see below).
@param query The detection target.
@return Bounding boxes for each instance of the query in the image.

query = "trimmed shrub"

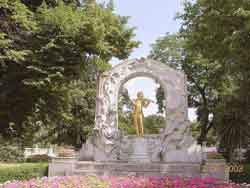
[26,154,51,163]
[0,163,48,183]
[0,144,24,162]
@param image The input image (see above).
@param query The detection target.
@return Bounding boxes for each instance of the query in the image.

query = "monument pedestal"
[119,135,160,162]
[74,161,201,177]
[48,157,229,181]
[79,133,203,163]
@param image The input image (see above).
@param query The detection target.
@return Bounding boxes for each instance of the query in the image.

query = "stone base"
[201,159,229,181]
[74,161,201,177]
[119,135,160,162]
[49,158,229,181]
[49,158,201,177]
[79,134,202,163]
[48,157,76,176]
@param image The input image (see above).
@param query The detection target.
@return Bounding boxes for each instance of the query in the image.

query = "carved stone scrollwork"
[100,109,117,144]
[81,58,202,163]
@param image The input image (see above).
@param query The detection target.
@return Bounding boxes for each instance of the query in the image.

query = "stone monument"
[79,58,201,162]
[49,58,228,179]
[76,58,202,175]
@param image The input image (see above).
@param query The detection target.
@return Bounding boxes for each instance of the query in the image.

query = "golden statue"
[131,91,154,136]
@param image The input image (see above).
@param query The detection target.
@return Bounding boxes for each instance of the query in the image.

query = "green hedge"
[0,163,48,183]
[26,154,52,163]
[230,164,250,183]
[0,144,24,163]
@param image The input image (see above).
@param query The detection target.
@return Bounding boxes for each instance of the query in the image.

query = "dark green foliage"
[230,164,250,183]
[119,114,165,135]
[0,144,24,163]
[150,33,184,70]
[156,86,165,114]
[26,154,51,163]
[118,87,133,113]
[150,0,250,160]
[191,122,217,147]
[244,150,250,163]
[177,0,250,153]
[118,87,135,134]
[150,33,218,145]
[0,0,138,147]
[144,115,165,134]
[0,163,48,183]
[118,113,135,135]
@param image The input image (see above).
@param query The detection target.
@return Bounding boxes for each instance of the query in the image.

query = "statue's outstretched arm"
[143,99,154,108]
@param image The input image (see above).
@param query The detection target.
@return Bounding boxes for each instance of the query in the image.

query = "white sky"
[124,77,160,116]
[123,77,197,122]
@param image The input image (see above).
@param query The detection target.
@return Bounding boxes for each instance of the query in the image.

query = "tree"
[150,33,184,70]
[143,115,165,134]
[0,0,40,143]
[150,1,250,156]
[152,0,250,158]
[150,33,222,145]
[176,0,250,159]
[150,33,183,114]
[0,0,139,147]
[118,87,134,134]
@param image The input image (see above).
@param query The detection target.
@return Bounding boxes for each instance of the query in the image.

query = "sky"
[124,77,161,116]
[109,0,183,63]
[99,0,197,121]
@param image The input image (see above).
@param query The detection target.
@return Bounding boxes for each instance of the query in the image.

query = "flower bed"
[1,176,243,188]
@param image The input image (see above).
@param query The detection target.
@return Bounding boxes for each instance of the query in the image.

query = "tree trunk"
[198,107,210,145]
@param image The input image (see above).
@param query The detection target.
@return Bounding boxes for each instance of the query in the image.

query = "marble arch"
[81,58,201,162]
[49,58,228,180]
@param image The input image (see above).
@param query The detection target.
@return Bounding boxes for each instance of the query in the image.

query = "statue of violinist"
[131,91,154,136]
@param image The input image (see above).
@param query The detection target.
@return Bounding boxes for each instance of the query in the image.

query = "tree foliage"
[150,0,250,160]
[179,0,250,160]
[150,33,220,145]
[0,0,139,147]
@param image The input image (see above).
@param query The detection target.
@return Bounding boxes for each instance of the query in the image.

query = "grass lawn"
[0,162,48,166]
[0,162,48,183]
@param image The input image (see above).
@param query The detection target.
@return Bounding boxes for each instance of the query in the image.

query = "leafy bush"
[118,114,165,135]
[0,163,48,183]
[119,114,136,135]
[0,144,24,162]
[230,164,250,183]
[144,115,165,134]
[26,154,51,163]
[206,152,225,160]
